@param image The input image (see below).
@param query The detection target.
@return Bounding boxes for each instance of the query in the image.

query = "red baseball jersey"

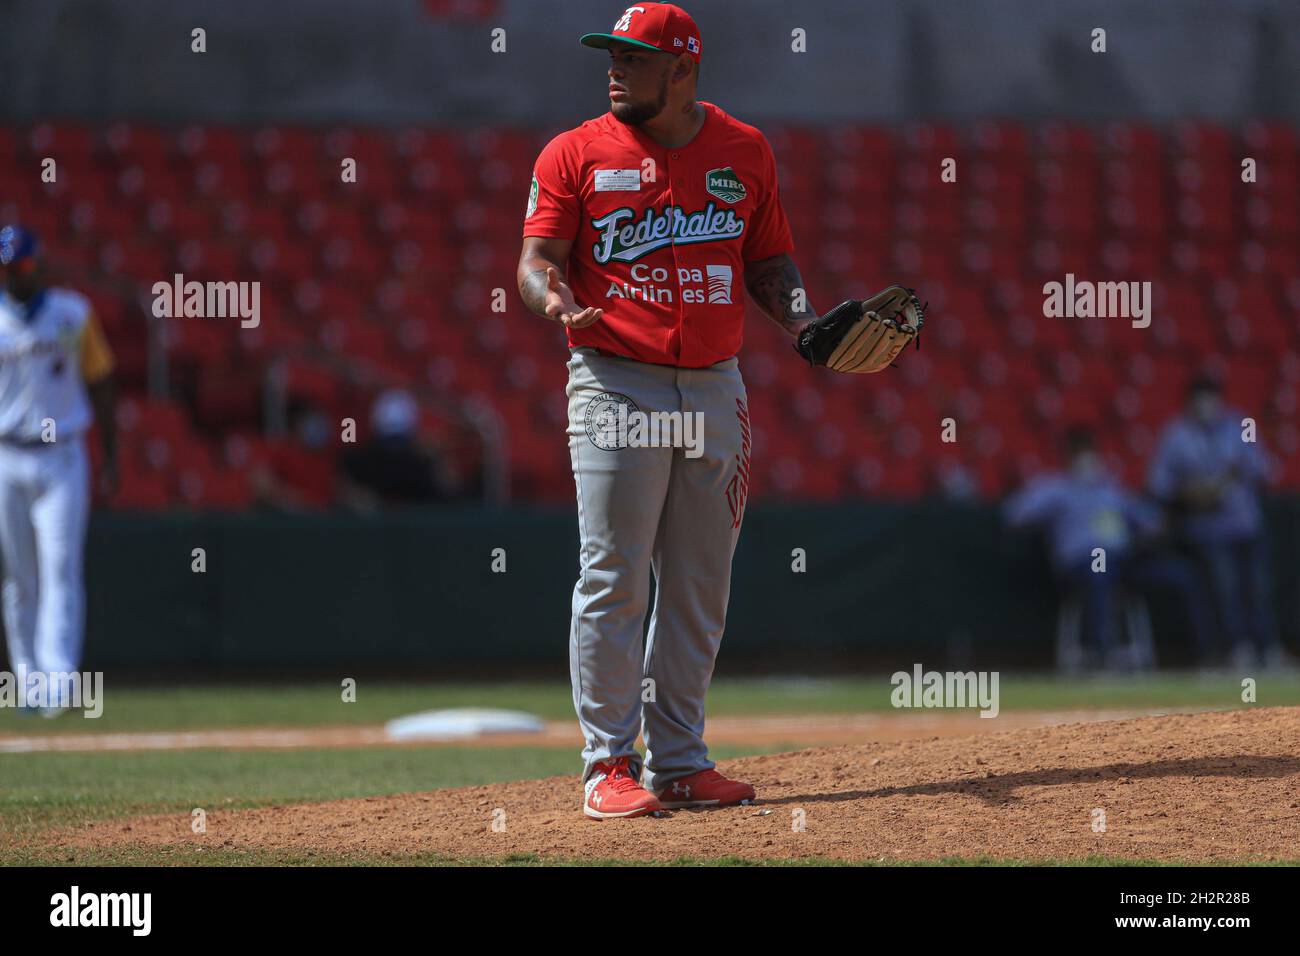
[524,102,794,368]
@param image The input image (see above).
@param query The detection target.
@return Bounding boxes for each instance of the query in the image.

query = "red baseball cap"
[580,3,702,62]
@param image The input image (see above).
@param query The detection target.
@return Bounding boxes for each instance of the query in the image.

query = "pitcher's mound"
[59,707,1300,863]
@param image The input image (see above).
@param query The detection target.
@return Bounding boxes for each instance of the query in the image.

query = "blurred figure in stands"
[934,458,981,502]
[242,398,337,512]
[1148,372,1288,669]
[1005,426,1213,670]
[337,389,456,510]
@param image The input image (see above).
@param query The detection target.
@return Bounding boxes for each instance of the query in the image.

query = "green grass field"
[2,671,1292,734]
[3,673,1297,866]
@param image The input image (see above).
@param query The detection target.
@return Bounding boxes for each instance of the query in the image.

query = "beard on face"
[5,270,39,303]
[610,69,670,126]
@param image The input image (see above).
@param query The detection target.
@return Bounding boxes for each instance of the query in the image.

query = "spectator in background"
[1005,427,1213,670]
[337,389,455,510]
[1148,373,1287,669]
[934,458,981,502]
[245,397,337,511]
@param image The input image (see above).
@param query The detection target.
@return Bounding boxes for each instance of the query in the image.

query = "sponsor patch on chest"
[705,167,746,203]
[594,169,642,192]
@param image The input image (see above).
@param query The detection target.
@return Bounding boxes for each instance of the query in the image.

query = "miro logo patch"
[705,167,746,204]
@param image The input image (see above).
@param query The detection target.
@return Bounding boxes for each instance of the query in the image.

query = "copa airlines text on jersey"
[604,263,733,304]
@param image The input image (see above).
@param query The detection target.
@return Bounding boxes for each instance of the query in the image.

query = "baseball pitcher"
[517,3,922,819]
[0,226,118,715]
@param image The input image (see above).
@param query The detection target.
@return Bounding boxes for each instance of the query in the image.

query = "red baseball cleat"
[656,768,756,808]
[583,757,665,820]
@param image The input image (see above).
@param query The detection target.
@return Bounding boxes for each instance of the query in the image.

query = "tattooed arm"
[743,253,817,337]
[517,236,603,328]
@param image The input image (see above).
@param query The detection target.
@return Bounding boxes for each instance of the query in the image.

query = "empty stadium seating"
[1,119,1295,508]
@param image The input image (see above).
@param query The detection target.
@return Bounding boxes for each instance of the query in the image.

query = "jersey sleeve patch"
[523,135,582,239]
[79,310,115,383]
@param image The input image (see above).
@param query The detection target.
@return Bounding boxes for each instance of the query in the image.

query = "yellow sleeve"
[80,310,115,383]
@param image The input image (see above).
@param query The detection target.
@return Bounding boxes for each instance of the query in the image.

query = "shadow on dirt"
[756,755,1300,806]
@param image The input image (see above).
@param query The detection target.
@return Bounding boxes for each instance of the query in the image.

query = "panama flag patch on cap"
[687,37,700,53]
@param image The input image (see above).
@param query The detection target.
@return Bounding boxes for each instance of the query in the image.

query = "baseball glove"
[794,285,925,373]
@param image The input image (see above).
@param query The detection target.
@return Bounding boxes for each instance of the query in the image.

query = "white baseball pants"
[0,436,90,703]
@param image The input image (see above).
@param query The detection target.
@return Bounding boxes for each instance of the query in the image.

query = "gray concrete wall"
[1,0,1297,124]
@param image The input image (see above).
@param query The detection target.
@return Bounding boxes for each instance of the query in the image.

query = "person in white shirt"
[0,225,118,714]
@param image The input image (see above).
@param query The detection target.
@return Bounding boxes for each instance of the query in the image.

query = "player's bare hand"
[544,266,603,328]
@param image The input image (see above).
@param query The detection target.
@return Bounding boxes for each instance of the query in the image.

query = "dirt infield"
[52,707,1300,863]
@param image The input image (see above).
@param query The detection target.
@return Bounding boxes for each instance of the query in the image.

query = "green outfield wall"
[59,500,1300,673]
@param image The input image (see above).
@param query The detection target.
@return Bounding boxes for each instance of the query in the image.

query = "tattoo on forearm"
[745,255,815,335]
[520,267,552,319]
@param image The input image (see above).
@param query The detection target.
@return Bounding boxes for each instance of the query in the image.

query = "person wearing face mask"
[1148,373,1288,669]
[1006,427,1213,670]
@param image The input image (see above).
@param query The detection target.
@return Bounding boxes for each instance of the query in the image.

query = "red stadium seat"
[14,119,1298,509]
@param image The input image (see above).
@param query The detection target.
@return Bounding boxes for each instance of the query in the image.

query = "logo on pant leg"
[585,391,639,450]
[725,398,752,528]
[583,393,706,456]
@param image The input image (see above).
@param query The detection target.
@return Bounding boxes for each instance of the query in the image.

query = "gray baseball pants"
[565,347,751,792]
